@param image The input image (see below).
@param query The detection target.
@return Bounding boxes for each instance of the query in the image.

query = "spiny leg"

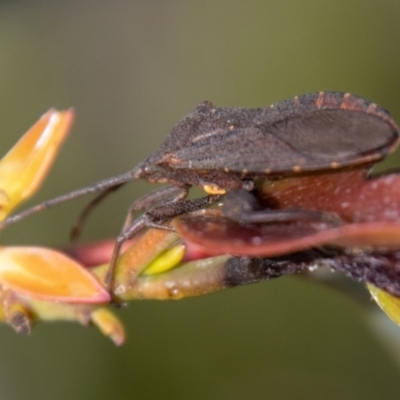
[104,185,189,291]
[222,189,342,225]
[122,185,190,230]
[105,194,221,292]
[72,185,190,241]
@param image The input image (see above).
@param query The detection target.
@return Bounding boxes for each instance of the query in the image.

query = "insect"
[2,91,399,292]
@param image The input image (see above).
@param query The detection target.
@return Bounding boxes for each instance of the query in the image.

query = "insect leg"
[106,194,221,292]
[122,185,190,230]
[71,184,125,241]
[222,189,342,225]
[70,184,187,241]
[145,195,221,223]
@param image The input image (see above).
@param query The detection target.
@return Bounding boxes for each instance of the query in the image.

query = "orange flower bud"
[0,109,73,220]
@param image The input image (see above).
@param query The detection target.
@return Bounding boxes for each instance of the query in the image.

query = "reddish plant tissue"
[173,169,400,257]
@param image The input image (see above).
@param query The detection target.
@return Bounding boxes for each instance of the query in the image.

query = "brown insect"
[2,91,398,292]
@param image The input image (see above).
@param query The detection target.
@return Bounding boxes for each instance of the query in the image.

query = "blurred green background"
[1,1,400,399]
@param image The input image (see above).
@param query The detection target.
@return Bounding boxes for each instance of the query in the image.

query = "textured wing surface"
[169,109,397,174]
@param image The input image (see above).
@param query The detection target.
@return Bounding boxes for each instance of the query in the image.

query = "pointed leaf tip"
[368,284,400,325]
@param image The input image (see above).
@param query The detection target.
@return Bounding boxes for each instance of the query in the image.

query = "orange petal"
[0,246,109,303]
[0,109,74,219]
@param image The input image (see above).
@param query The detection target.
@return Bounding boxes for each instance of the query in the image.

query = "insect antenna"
[0,166,144,230]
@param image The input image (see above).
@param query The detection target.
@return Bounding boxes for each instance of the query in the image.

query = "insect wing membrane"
[271,110,396,159]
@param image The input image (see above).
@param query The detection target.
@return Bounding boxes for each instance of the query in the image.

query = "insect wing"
[168,110,398,175]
